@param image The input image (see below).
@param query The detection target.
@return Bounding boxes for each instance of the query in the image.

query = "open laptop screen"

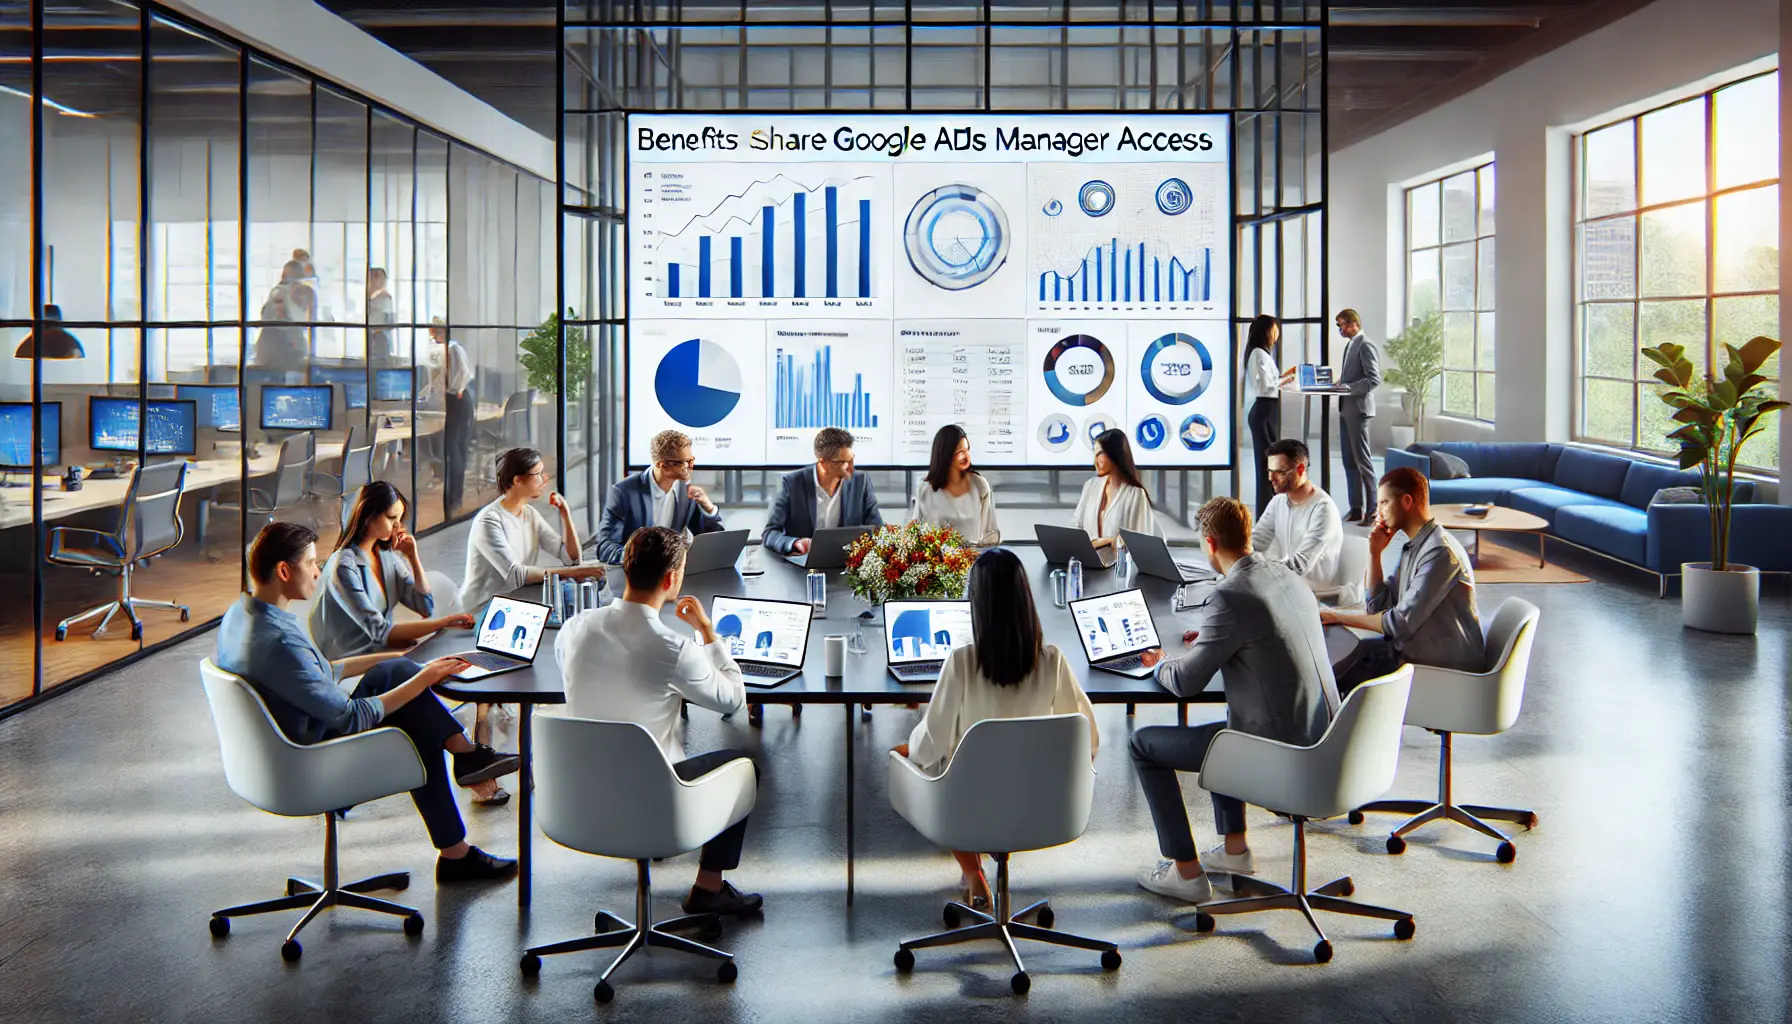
[1069,589,1160,663]
[712,596,812,666]
[885,600,974,664]
[477,597,549,661]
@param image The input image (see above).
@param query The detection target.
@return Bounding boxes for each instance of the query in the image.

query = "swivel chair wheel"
[131,623,143,641]
[594,980,615,1004]
[1496,841,1517,864]
[281,939,303,962]
[700,917,724,941]
[943,905,961,928]
[791,703,802,718]
[1193,912,1215,933]
[1386,834,1407,855]
[1035,906,1055,929]
[717,960,738,984]
[404,912,425,936]
[1010,971,1030,995]
[208,916,229,938]
[748,705,764,728]
[1313,940,1333,964]
[894,947,915,972]
[1347,810,1365,825]
[180,608,190,622]
[1520,812,1540,830]
[594,913,613,933]
[519,953,542,976]
[1394,917,1416,940]
[389,876,409,891]
[1100,949,1122,970]
[54,626,67,641]
[1336,878,1356,897]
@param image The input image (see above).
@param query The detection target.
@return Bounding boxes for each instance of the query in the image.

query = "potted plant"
[1383,313,1444,443]
[843,522,976,605]
[1641,335,1786,634]
[518,310,591,401]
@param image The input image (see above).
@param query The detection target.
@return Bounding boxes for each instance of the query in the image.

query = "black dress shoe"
[436,846,518,884]
[1344,509,1363,524]
[682,880,764,917]
[453,744,521,787]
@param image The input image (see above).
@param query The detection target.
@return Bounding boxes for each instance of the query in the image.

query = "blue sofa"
[1384,442,1792,594]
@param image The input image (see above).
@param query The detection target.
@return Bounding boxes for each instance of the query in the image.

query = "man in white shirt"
[1252,438,1345,594]
[428,317,475,513]
[557,526,763,917]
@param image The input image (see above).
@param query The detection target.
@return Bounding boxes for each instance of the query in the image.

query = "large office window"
[1576,70,1780,471]
[1405,162,1495,422]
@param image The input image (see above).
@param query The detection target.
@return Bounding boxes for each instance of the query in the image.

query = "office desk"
[429,546,1221,909]
[0,453,283,531]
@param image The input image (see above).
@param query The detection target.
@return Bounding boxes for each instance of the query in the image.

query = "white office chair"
[200,660,427,961]
[1348,598,1541,862]
[1314,532,1369,606]
[887,714,1120,995]
[518,716,755,1004]
[425,570,461,615]
[1190,667,1415,963]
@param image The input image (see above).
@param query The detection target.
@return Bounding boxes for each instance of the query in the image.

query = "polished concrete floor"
[2,520,1788,1024]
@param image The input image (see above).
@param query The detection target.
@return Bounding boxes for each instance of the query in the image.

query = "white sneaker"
[1201,844,1256,877]
[1136,860,1213,904]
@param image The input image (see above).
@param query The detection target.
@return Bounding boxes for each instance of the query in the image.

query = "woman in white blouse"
[1243,313,1295,515]
[893,548,1097,909]
[1073,428,1160,556]
[909,424,1000,546]
[459,447,606,614]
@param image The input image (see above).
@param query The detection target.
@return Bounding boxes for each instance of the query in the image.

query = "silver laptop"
[1036,523,1114,568]
[712,595,813,688]
[449,596,551,680]
[792,525,874,570]
[1296,363,1350,394]
[884,599,974,683]
[1120,529,1217,584]
[684,528,750,575]
[1069,588,1163,679]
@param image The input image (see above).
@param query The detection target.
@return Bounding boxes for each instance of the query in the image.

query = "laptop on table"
[1120,529,1217,585]
[1069,588,1163,679]
[1035,524,1115,568]
[884,599,974,683]
[711,595,813,688]
[684,529,750,575]
[448,596,551,680]
[791,525,874,570]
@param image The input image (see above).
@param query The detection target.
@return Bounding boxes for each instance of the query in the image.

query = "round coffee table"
[1432,503,1549,569]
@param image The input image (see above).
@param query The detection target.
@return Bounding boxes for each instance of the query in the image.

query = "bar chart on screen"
[764,322,893,464]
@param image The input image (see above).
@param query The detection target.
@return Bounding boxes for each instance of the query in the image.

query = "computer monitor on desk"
[260,385,333,431]
[88,397,198,457]
[179,386,241,432]
[373,367,413,403]
[0,401,61,479]
[311,366,369,410]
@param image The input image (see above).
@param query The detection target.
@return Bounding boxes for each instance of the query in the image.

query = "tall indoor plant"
[1640,335,1786,633]
[518,309,591,401]
[1384,312,1444,442]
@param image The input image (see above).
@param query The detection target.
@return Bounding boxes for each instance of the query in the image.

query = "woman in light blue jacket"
[311,481,473,659]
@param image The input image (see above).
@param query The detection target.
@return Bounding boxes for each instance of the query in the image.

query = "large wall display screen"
[627,114,1232,468]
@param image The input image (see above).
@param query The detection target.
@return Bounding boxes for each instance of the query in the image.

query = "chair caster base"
[594,981,614,1003]
[281,939,302,962]
[1313,940,1332,964]
[1011,971,1030,994]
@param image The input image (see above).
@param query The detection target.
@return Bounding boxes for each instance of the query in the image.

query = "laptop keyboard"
[1105,654,1145,671]
[462,650,521,670]
[741,662,793,678]
[892,661,942,679]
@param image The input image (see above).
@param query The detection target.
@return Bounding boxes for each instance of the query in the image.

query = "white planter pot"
[1391,425,1417,450]
[1682,562,1760,635]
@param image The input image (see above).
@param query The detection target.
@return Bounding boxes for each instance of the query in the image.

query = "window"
[1575,70,1780,471]
[1405,162,1495,421]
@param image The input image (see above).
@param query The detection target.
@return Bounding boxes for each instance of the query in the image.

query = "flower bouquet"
[843,521,976,605]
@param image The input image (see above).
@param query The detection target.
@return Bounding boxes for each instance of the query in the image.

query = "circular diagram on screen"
[1135,414,1170,451]
[1037,413,1074,452]
[1179,413,1217,452]
[1083,411,1117,449]
[1140,332,1215,405]
[904,185,1011,290]
[653,337,742,428]
[1042,335,1116,406]
[1078,180,1116,217]
[1156,177,1194,216]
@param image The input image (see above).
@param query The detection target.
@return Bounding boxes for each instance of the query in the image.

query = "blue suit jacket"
[762,467,883,555]
[595,468,726,563]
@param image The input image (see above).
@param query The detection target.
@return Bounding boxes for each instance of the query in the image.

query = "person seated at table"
[909,424,1000,546]
[1321,467,1484,694]
[217,521,520,883]
[1073,428,1160,558]
[762,427,884,556]
[594,428,725,564]
[1252,439,1346,597]
[556,526,764,918]
[459,446,605,614]
[1132,497,1340,905]
[893,547,1096,910]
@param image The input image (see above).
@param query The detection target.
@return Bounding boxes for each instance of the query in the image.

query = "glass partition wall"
[1,1,553,712]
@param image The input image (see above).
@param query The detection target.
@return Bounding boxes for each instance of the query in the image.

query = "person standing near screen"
[1242,314,1294,517]
[459,447,605,614]
[1335,308,1381,523]
[909,424,1000,546]
[426,317,474,514]
[595,429,725,563]
[762,427,884,555]
[1073,428,1159,553]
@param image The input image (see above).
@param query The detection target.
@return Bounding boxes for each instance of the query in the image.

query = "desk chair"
[888,714,1121,995]
[519,716,753,1004]
[307,424,374,513]
[47,459,191,641]
[1348,598,1541,862]
[1189,667,1415,963]
[200,432,314,553]
[1315,532,1369,606]
[477,390,533,481]
[200,660,425,961]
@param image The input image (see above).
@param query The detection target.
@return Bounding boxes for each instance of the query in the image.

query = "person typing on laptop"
[762,427,883,556]
[1130,497,1341,906]
[556,526,765,918]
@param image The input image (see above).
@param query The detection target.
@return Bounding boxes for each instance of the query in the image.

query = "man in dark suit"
[762,427,884,556]
[1131,496,1342,906]
[594,429,725,563]
[1335,308,1382,522]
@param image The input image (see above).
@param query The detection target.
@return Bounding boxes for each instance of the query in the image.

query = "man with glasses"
[594,429,725,564]
[1252,438,1346,596]
[762,427,884,556]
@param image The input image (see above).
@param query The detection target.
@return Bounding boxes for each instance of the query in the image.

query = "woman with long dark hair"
[893,548,1097,908]
[1073,428,1159,554]
[1242,313,1290,515]
[909,424,1000,545]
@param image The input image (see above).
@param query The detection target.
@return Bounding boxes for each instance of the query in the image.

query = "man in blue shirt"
[217,521,520,883]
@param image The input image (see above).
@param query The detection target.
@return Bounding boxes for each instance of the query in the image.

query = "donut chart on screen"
[904,185,1011,290]
[653,338,743,428]
[1139,332,1214,405]
[1042,334,1116,406]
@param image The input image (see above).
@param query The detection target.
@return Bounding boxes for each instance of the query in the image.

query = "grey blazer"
[1339,335,1381,418]
[1367,520,1485,673]
[1154,554,1342,747]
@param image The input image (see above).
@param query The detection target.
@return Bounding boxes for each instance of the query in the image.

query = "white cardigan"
[906,644,1098,776]
[910,475,1001,546]
[1073,476,1160,544]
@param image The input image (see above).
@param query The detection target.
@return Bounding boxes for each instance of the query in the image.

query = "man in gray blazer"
[1323,466,1485,691]
[761,427,884,555]
[1132,497,1342,905]
[1335,308,1381,522]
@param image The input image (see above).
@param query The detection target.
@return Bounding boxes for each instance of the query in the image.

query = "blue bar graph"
[761,205,775,297]
[730,237,742,297]
[857,200,871,298]
[669,263,680,297]
[773,346,879,430]
[793,198,806,298]
[825,186,839,298]
[655,182,875,301]
[699,236,712,297]
[1038,243,1215,304]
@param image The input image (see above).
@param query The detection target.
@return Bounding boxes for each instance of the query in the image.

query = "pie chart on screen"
[654,338,742,428]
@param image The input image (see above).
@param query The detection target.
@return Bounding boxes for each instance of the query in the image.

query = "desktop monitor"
[259,385,333,431]
[87,397,198,456]
[373,367,414,402]
[179,385,241,431]
[0,401,61,469]
[343,382,368,410]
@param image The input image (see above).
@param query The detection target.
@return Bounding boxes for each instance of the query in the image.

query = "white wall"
[1330,0,1780,469]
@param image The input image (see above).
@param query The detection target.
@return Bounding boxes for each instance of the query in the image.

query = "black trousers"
[1336,636,1404,699]
[346,658,468,850]
[443,390,475,514]
[1130,724,1248,863]
[673,749,756,872]
[1248,397,1281,517]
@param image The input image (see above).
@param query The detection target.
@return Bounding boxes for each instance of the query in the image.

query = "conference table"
[430,544,1225,910]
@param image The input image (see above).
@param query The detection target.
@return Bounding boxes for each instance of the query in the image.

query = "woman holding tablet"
[1073,428,1159,552]
[893,548,1097,909]
[909,424,1000,546]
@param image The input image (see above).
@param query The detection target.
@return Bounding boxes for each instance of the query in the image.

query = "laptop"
[1120,529,1218,584]
[684,529,750,575]
[884,599,974,683]
[792,525,874,570]
[711,595,813,688]
[1296,363,1350,394]
[1069,588,1163,679]
[1036,523,1115,568]
[448,596,551,680]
